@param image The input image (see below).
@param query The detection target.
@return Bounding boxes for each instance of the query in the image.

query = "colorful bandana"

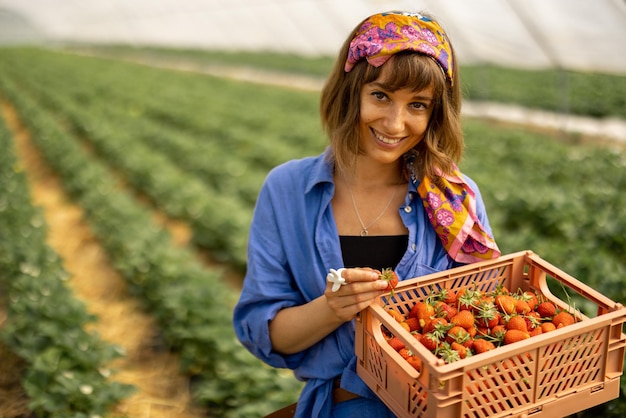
[417,165,500,263]
[344,11,454,85]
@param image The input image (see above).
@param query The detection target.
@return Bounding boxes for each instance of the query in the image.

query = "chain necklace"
[346,183,399,237]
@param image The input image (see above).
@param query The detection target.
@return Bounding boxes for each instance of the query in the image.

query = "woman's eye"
[372,91,387,100]
[410,102,427,110]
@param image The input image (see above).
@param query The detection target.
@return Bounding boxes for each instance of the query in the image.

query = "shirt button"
[404,206,412,213]
[411,243,416,251]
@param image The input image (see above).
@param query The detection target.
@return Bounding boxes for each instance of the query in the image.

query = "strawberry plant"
[0,114,135,416]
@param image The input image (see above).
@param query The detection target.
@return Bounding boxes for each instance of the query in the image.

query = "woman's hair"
[320,13,463,181]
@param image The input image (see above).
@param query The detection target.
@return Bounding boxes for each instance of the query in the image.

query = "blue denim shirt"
[233,149,494,417]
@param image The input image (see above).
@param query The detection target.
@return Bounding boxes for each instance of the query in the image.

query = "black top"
[339,235,408,272]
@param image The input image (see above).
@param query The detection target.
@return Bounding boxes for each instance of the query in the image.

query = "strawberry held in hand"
[380,268,399,293]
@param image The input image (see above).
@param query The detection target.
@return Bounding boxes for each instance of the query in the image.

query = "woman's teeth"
[374,130,402,144]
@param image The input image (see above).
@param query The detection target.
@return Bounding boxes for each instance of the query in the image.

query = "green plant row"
[70,44,626,119]
[0,70,303,418]
[0,105,135,416]
[1,58,251,271]
[0,48,327,271]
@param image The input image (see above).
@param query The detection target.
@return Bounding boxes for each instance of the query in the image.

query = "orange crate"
[355,250,626,418]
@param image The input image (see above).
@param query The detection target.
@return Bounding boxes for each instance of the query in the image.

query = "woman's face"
[358,65,434,166]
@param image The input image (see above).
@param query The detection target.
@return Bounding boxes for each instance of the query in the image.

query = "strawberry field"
[0,47,624,417]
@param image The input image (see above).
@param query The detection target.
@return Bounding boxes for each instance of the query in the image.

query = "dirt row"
[0,101,211,416]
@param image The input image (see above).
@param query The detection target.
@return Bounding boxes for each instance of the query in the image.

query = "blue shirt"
[233,149,494,417]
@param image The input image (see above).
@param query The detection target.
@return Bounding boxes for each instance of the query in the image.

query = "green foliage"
[0,53,304,417]
[462,65,626,118]
[76,45,626,119]
[0,113,135,416]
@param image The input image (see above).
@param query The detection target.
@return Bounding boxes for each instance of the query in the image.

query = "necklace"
[346,182,399,237]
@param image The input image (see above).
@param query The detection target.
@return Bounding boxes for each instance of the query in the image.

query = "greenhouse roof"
[1,0,625,74]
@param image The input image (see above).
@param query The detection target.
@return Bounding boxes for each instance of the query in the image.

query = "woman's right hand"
[324,267,389,322]
[269,267,388,354]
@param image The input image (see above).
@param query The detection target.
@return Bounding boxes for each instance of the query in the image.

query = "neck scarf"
[417,165,501,263]
[344,11,453,86]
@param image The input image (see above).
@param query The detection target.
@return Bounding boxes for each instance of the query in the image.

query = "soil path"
[1,102,207,417]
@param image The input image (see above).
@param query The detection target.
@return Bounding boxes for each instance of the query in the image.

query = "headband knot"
[344,12,454,85]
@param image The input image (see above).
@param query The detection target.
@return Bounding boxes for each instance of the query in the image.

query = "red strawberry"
[504,329,530,345]
[451,341,468,359]
[522,291,539,311]
[495,295,517,315]
[404,317,420,332]
[385,307,405,323]
[451,310,475,330]
[380,268,398,293]
[473,339,496,354]
[552,311,576,328]
[406,355,422,371]
[387,336,405,352]
[515,299,532,315]
[409,301,435,328]
[446,325,470,345]
[536,301,557,319]
[422,317,449,336]
[506,315,528,333]
[434,301,457,321]
[420,333,440,352]
[398,348,412,359]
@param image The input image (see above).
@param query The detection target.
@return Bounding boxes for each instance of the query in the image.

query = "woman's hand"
[324,267,389,322]
[269,267,388,354]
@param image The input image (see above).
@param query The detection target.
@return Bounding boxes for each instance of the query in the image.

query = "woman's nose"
[383,105,406,133]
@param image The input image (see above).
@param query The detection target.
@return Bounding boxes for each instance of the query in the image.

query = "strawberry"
[398,348,412,359]
[404,317,420,332]
[380,268,399,293]
[451,341,469,359]
[438,343,461,363]
[521,291,539,311]
[434,301,458,321]
[540,322,556,333]
[495,294,517,315]
[552,311,576,328]
[457,287,480,311]
[446,325,470,345]
[422,317,449,336]
[399,321,411,333]
[451,310,475,330]
[474,301,499,328]
[506,315,528,333]
[515,299,532,315]
[387,336,405,352]
[536,301,557,319]
[504,329,530,345]
[473,339,496,354]
[406,355,422,371]
[385,307,405,323]
[419,333,440,352]
[409,301,435,328]
[530,327,543,337]
[436,288,458,306]
[524,311,542,331]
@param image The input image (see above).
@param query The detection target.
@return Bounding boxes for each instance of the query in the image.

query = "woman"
[233,11,500,417]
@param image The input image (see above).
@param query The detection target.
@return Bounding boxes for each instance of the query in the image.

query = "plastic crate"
[355,250,626,418]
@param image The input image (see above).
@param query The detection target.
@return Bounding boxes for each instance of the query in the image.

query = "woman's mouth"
[373,129,403,145]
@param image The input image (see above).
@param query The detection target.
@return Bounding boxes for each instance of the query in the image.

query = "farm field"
[0,47,625,417]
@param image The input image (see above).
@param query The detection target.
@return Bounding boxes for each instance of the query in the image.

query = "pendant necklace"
[346,182,399,237]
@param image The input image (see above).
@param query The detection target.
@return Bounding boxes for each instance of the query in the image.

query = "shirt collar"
[304,147,335,194]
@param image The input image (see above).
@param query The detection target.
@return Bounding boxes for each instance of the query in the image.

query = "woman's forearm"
[269,295,344,355]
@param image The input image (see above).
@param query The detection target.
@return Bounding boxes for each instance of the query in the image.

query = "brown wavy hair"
[320,13,463,181]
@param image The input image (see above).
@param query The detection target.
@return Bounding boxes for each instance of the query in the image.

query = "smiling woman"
[233,10,500,418]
